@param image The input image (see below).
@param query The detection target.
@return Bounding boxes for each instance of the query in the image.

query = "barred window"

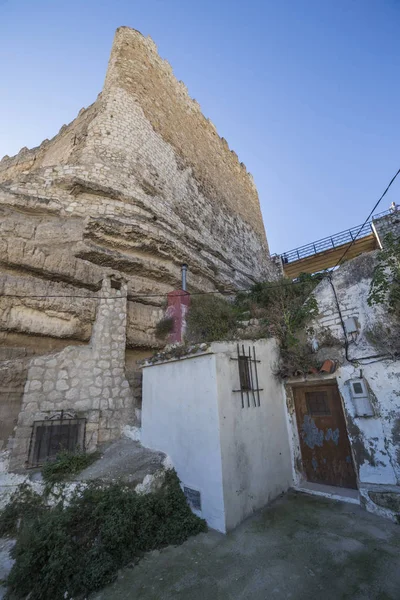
[28,413,85,466]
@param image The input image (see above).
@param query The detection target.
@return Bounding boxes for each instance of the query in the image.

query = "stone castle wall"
[0,26,273,354]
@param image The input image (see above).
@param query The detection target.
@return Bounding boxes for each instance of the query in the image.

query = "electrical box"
[344,317,358,334]
[349,378,375,417]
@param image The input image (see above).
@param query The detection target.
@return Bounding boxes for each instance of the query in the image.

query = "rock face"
[0,27,273,354]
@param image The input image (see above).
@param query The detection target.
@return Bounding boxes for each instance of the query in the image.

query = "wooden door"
[293,383,357,489]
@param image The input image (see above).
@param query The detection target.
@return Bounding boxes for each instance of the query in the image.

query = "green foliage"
[368,233,400,316]
[186,295,240,343]
[5,470,206,600]
[154,316,175,339]
[236,273,323,377]
[238,273,321,364]
[0,483,46,537]
[41,449,100,486]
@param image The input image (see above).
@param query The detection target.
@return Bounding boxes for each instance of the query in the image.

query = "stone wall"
[0,26,274,356]
[372,211,400,247]
[10,277,135,470]
[0,359,29,451]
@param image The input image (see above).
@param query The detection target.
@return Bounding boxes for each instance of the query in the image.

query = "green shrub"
[5,470,206,600]
[0,483,46,537]
[41,449,100,485]
[236,274,323,377]
[154,316,175,339]
[186,295,239,342]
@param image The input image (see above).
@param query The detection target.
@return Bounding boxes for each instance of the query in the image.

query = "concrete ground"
[93,492,400,600]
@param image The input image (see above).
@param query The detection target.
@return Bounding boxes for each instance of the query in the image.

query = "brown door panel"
[293,384,357,489]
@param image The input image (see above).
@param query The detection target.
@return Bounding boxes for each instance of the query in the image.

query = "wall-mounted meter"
[349,378,375,417]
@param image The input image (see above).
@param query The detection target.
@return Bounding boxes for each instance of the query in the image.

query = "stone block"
[44,369,57,380]
[74,399,93,412]
[29,366,45,378]
[56,379,69,391]
[65,388,79,401]
[48,390,63,402]
[98,429,111,443]
[86,411,100,424]
[40,401,55,412]
[29,380,42,392]
[89,386,102,397]
[98,360,111,369]
[43,380,55,393]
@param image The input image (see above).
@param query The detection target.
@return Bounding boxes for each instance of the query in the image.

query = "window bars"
[231,344,263,408]
[27,410,86,467]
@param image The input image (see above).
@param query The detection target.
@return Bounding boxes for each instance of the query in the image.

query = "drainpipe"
[181,264,188,291]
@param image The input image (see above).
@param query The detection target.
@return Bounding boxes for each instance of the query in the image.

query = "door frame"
[286,377,358,490]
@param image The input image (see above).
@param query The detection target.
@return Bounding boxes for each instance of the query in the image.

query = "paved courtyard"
[93,492,400,600]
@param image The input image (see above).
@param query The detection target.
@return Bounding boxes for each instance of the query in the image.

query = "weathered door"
[293,383,357,489]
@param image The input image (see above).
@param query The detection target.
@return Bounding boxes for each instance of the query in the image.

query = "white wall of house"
[286,252,400,521]
[141,339,293,533]
[213,340,293,531]
[141,352,226,532]
[309,256,400,488]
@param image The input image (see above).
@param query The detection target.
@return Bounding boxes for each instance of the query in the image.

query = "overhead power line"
[0,277,315,301]
[333,167,400,269]
[1,167,399,303]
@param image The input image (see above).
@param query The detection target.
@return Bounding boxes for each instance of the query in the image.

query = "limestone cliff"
[0,26,274,353]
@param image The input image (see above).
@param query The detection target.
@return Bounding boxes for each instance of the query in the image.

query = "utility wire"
[1,167,399,303]
[326,166,400,364]
[332,167,400,270]
[0,276,319,301]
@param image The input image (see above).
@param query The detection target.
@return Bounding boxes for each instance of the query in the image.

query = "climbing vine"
[368,232,400,316]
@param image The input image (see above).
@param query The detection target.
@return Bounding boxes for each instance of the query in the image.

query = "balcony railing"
[279,209,392,264]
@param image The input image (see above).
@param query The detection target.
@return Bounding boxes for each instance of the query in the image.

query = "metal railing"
[279,209,392,265]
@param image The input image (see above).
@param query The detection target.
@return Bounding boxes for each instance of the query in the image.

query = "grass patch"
[4,470,206,600]
[186,295,240,342]
[41,449,100,485]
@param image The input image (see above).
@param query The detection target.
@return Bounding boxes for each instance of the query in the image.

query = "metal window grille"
[28,411,86,467]
[238,356,251,391]
[231,344,263,408]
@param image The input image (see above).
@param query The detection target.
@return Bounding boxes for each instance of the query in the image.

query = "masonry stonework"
[0,26,273,357]
[9,277,135,470]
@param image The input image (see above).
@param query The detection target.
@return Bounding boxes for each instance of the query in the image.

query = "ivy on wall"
[368,232,400,317]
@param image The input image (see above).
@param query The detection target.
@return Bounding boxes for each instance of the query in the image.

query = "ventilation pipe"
[181,263,188,291]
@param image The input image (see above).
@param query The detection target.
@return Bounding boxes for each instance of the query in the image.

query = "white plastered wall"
[213,339,293,531]
[141,353,226,532]
[141,339,293,532]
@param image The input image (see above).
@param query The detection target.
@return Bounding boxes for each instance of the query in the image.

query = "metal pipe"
[181,264,188,291]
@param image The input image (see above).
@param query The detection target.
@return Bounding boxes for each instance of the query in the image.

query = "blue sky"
[1,0,399,254]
